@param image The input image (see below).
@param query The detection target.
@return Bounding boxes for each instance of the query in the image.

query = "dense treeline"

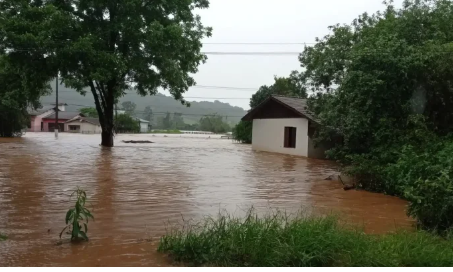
[235,0,453,232]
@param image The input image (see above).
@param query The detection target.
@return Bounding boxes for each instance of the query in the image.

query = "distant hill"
[40,84,247,125]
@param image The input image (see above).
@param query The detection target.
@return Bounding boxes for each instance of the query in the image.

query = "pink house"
[28,103,77,132]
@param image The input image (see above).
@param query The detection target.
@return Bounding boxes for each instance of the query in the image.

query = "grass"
[158,210,453,267]
[151,129,182,134]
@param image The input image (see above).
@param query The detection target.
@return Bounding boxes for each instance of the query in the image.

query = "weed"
[158,209,453,267]
[60,188,94,242]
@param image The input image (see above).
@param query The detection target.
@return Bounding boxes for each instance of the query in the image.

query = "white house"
[136,118,150,133]
[65,115,102,134]
[242,95,328,159]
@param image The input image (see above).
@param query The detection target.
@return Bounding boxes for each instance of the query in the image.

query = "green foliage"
[0,232,7,241]
[301,0,453,231]
[383,139,453,232]
[158,209,453,267]
[115,113,140,133]
[0,0,212,146]
[79,107,98,118]
[232,121,252,143]
[199,115,230,133]
[0,54,50,137]
[60,188,94,242]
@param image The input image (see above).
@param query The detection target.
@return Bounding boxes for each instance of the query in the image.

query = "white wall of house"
[139,122,148,133]
[65,121,102,134]
[252,118,309,157]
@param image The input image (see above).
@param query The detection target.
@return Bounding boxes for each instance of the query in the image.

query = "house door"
[48,123,65,132]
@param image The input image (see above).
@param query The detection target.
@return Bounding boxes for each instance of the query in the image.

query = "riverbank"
[158,211,453,267]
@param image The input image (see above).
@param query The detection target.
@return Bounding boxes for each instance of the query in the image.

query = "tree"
[250,73,307,108]
[121,101,136,116]
[199,114,230,133]
[232,120,252,143]
[0,0,212,146]
[0,54,51,137]
[79,107,98,118]
[115,114,140,133]
[143,106,153,123]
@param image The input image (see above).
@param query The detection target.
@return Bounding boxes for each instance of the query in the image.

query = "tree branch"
[89,80,105,127]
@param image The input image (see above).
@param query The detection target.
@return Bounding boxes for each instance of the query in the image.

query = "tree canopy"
[301,0,453,231]
[0,54,51,136]
[0,0,212,146]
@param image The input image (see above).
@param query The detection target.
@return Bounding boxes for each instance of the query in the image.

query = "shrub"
[389,141,453,232]
[158,210,453,266]
[60,188,94,241]
[232,121,252,144]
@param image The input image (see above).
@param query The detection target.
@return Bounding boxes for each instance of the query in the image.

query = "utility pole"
[55,73,59,139]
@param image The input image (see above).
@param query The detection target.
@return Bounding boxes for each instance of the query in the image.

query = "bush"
[115,113,140,133]
[232,121,252,144]
[158,210,453,266]
[386,140,453,232]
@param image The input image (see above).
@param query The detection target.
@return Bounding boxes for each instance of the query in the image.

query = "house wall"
[139,122,148,133]
[252,118,309,157]
[65,121,102,134]
[42,119,67,132]
[29,110,53,132]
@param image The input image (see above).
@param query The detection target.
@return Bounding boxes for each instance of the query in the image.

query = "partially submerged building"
[241,95,327,159]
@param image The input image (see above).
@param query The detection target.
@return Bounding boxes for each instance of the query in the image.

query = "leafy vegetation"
[233,75,307,143]
[0,54,50,137]
[198,115,231,133]
[296,0,453,232]
[0,232,7,241]
[79,107,99,118]
[232,121,252,143]
[60,189,94,242]
[159,210,453,267]
[0,0,212,146]
[115,113,140,133]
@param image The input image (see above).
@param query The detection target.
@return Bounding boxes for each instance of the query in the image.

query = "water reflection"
[0,133,413,266]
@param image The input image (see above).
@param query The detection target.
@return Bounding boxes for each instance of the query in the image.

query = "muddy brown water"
[0,133,413,266]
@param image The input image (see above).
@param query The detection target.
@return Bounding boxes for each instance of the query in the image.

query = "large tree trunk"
[89,80,116,147]
[100,96,115,147]
[101,129,114,147]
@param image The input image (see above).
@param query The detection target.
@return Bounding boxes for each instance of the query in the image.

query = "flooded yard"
[0,133,412,266]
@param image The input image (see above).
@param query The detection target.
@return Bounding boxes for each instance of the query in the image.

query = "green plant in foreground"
[60,188,94,242]
[0,232,7,241]
[158,210,453,267]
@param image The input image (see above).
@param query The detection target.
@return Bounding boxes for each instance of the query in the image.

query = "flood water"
[0,133,413,266]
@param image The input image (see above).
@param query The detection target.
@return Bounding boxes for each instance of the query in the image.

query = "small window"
[284,127,297,148]
[69,125,80,131]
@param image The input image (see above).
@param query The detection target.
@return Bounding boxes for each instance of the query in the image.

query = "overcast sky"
[160,0,404,110]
